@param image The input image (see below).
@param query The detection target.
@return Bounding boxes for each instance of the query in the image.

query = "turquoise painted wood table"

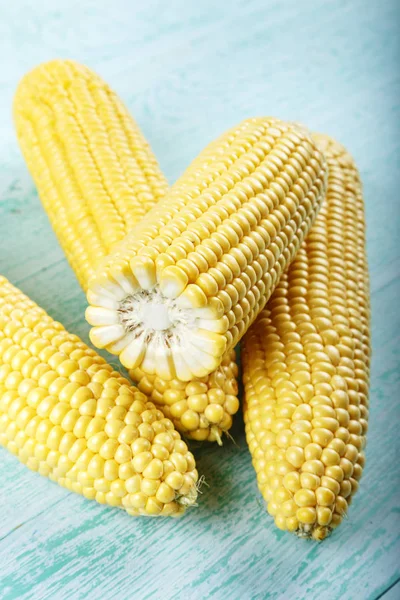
[1,1,399,598]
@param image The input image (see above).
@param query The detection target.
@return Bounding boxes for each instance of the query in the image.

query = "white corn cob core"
[86,273,225,382]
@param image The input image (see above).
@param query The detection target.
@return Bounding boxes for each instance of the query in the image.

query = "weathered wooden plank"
[380,580,400,600]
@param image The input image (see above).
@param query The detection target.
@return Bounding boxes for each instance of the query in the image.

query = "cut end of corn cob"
[0,275,199,516]
[242,135,370,539]
[86,264,228,381]
[130,348,240,443]
[87,117,328,379]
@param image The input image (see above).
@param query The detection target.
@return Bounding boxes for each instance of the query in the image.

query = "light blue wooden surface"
[0,1,399,598]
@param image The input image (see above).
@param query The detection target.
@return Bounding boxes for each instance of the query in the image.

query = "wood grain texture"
[0,0,399,598]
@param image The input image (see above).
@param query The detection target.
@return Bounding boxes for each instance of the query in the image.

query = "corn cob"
[0,275,198,516]
[242,135,370,539]
[13,60,169,288]
[14,60,240,443]
[86,118,328,380]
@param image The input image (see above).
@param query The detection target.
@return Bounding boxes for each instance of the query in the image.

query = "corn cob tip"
[131,348,239,442]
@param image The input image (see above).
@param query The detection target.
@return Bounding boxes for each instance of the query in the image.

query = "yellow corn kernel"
[14,59,240,443]
[242,135,370,539]
[0,276,198,516]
